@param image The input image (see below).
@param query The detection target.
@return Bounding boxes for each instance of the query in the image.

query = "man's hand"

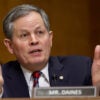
[92,45,100,86]
[0,65,4,93]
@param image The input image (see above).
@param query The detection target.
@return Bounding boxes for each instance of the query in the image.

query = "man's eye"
[37,31,43,34]
[20,33,28,37]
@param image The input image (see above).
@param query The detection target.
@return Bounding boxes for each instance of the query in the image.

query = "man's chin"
[29,59,45,65]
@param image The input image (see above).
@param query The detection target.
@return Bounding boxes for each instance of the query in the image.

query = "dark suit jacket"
[2,56,92,97]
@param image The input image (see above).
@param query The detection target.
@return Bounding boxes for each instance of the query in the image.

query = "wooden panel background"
[0,0,100,63]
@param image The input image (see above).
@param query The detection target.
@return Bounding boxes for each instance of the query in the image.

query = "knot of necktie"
[32,71,41,87]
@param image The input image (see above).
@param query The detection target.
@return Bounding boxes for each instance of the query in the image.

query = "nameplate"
[34,87,96,98]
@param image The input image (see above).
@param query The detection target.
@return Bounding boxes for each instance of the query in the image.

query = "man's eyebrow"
[35,26,42,30]
[20,29,28,32]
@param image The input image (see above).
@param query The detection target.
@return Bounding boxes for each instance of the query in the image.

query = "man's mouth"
[29,49,42,54]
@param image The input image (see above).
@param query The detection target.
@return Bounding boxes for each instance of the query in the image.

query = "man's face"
[4,11,53,71]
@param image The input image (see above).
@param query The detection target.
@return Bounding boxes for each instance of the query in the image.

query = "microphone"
[52,74,58,81]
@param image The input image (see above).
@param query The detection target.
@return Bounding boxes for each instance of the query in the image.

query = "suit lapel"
[49,56,67,86]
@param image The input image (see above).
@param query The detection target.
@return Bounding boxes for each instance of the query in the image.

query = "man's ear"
[49,31,53,47]
[4,38,14,54]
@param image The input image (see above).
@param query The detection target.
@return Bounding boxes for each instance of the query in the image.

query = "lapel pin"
[59,76,64,80]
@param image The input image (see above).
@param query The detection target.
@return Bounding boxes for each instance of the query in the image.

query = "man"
[0,4,100,98]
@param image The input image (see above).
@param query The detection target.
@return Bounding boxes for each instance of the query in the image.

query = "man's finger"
[0,65,4,86]
[93,45,100,60]
[0,64,4,93]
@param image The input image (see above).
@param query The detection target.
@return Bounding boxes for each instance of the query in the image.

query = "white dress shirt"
[21,63,50,97]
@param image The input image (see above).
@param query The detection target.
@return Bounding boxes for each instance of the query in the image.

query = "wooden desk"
[1,97,100,100]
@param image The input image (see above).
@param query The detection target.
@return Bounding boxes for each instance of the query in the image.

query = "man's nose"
[29,34,38,45]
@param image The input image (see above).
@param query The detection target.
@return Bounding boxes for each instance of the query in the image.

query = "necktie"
[32,71,41,87]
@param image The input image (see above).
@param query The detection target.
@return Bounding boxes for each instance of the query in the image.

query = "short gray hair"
[3,4,50,39]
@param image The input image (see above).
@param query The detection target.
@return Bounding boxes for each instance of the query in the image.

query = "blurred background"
[0,0,100,63]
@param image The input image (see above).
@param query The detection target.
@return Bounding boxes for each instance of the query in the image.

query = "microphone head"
[52,74,58,81]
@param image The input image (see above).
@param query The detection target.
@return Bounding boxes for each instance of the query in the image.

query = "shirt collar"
[21,63,49,85]
[41,63,49,82]
[21,66,32,85]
